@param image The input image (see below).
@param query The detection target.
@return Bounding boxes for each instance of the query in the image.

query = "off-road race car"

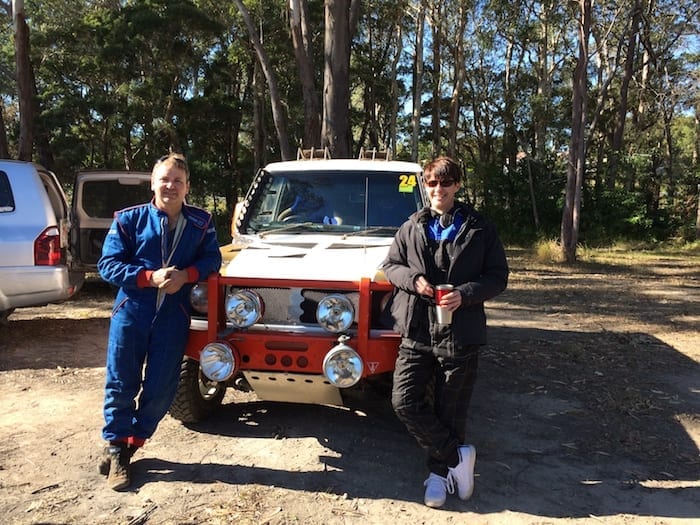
[170,150,426,423]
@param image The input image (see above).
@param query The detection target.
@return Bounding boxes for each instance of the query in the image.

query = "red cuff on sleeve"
[185,266,199,283]
[137,270,154,288]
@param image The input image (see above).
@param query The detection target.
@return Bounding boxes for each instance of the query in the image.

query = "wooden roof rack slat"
[297,147,331,160]
[358,148,391,161]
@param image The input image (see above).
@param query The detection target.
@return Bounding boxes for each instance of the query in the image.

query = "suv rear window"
[81,179,152,218]
[0,171,15,213]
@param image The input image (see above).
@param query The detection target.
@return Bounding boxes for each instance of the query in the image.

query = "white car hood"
[223,234,392,281]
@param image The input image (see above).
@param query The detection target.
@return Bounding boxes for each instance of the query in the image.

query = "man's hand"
[414,275,434,298]
[150,266,188,294]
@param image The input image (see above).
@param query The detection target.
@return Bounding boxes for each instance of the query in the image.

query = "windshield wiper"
[258,222,315,238]
[342,226,398,238]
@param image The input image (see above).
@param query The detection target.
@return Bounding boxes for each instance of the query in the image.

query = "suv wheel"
[169,357,226,423]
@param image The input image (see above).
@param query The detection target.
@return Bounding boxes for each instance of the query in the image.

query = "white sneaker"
[447,444,476,500]
[423,472,452,508]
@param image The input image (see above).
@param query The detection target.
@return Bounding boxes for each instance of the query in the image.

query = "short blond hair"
[154,153,189,180]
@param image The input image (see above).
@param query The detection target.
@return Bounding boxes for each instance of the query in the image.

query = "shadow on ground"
[137,325,700,519]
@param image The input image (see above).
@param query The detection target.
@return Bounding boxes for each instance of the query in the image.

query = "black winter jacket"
[382,202,508,346]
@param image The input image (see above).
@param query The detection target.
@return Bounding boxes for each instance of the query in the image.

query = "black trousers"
[391,338,479,476]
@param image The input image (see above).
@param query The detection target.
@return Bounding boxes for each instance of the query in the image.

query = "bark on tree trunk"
[447,3,467,158]
[561,0,591,263]
[253,61,266,169]
[289,0,321,148]
[389,22,402,156]
[410,4,425,163]
[696,184,700,241]
[13,0,33,161]
[322,0,352,158]
[430,2,442,158]
[607,0,641,188]
[0,102,9,159]
[234,0,292,160]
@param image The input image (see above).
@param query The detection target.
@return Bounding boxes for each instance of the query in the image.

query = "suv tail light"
[34,226,63,266]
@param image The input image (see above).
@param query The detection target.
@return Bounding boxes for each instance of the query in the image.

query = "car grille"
[240,286,361,327]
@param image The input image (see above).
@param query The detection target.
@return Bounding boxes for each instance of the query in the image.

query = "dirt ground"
[1,248,698,525]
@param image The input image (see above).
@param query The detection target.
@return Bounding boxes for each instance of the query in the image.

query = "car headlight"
[225,289,264,328]
[190,283,209,314]
[200,342,237,381]
[323,342,363,387]
[316,293,355,333]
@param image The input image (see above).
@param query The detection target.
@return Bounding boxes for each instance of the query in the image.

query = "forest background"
[1,0,699,260]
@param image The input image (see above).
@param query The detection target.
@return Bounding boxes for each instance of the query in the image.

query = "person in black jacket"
[382,156,508,508]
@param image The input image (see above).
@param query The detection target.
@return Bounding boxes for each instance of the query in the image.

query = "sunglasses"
[425,179,455,188]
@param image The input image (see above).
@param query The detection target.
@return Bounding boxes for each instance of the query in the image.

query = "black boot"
[98,443,137,476]
[105,442,132,490]
[98,446,111,476]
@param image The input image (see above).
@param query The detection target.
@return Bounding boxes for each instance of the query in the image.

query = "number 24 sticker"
[399,174,417,193]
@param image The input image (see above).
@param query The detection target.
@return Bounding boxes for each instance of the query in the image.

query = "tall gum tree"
[12,0,32,161]
[234,0,292,160]
[561,0,591,263]
[289,0,321,149]
[321,0,360,158]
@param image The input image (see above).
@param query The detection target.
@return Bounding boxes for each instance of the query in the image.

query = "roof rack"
[358,148,392,161]
[297,147,331,160]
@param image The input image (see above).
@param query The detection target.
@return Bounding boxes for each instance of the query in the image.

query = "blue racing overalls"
[98,202,222,443]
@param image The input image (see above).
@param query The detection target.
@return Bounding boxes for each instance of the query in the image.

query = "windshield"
[245,169,424,235]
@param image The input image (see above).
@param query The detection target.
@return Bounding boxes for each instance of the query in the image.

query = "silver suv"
[0,162,153,323]
[0,160,84,323]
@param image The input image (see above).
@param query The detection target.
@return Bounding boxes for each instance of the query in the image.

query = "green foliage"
[1,0,697,249]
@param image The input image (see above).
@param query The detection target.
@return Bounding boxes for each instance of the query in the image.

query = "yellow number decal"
[399,174,417,193]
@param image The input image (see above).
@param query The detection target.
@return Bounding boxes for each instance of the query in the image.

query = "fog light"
[322,341,363,387]
[225,289,264,328]
[200,342,236,381]
[317,293,354,333]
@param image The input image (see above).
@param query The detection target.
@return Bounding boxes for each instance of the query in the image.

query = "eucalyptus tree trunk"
[447,3,467,158]
[430,1,442,158]
[533,0,561,161]
[694,75,700,238]
[321,0,353,158]
[410,2,425,162]
[607,0,641,188]
[0,102,9,159]
[234,0,292,160]
[289,0,321,149]
[561,0,591,263]
[13,0,33,161]
[253,61,266,169]
[388,21,402,156]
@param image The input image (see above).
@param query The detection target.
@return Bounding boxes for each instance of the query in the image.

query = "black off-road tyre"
[169,357,226,424]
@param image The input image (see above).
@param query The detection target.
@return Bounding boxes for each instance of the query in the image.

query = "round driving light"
[225,289,264,328]
[200,342,236,381]
[317,294,355,333]
[322,343,363,387]
[190,283,209,314]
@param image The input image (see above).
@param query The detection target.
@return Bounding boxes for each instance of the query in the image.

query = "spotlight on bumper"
[317,293,355,333]
[200,342,237,381]
[189,283,209,314]
[225,289,264,328]
[322,340,363,388]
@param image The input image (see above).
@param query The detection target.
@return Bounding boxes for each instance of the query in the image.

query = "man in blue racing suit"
[97,153,222,490]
